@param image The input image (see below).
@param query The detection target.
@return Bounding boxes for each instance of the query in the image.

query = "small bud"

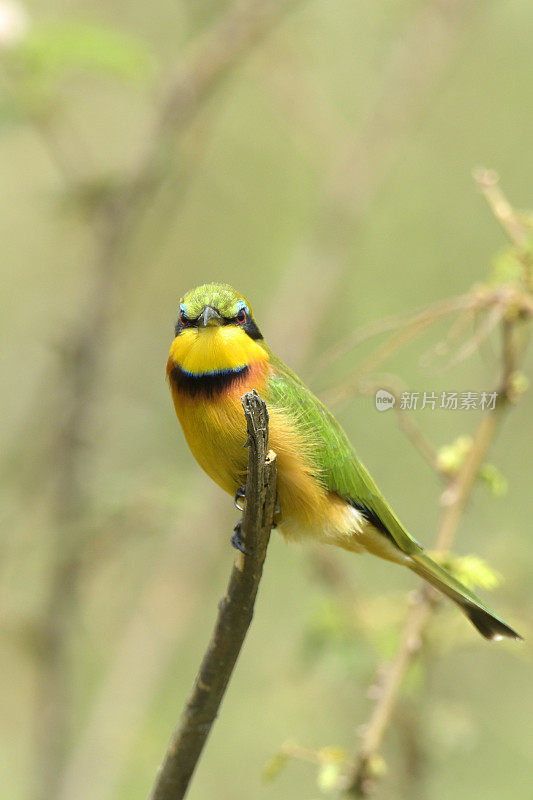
[437,435,473,474]
[366,753,387,777]
[510,371,528,398]
[317,761,342,792]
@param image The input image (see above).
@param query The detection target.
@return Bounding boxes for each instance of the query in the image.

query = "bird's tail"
[409,551,522,641]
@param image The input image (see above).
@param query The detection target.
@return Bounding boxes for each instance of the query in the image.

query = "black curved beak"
[198,306,222,327]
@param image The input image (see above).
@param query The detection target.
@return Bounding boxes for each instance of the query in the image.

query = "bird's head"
[168,283,267,376]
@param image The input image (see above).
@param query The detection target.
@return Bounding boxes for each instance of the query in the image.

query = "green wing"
[265,352,422,556]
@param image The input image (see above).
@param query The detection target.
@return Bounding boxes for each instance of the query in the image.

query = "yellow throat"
[167,325,268,376]
[166,324,270,495]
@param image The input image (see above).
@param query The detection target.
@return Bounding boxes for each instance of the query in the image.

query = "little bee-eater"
[167,283,521,641]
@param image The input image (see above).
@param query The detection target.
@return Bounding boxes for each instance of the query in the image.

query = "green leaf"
[478,463,508,496]
[431,553,502,591]
[11,22,153,82]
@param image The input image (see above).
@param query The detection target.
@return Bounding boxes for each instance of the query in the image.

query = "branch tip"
[148,392,276,800]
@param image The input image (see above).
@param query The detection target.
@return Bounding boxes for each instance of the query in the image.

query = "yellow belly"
[174,391,250,495]
[171,380,371,548]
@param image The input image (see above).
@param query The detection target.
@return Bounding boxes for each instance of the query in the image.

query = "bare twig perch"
[148,391,277,800]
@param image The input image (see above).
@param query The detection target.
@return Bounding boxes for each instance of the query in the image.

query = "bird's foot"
[234,485,246,512]
[231,521,251,556]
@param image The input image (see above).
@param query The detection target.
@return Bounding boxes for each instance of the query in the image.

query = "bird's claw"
[234,485,246,512]
[231,522,251,556]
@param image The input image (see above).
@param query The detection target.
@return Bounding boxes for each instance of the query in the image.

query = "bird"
[167,282,521,641]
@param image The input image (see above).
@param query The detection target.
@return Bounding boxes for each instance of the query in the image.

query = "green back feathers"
[264,353,522,639]
[265,352,422,556]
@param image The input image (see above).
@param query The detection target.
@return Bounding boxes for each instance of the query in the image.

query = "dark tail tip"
[464,604,523,641]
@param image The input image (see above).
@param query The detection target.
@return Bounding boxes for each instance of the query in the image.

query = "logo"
[375,389,395,412]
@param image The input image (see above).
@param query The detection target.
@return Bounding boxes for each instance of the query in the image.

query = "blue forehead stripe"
[178,300,249,317]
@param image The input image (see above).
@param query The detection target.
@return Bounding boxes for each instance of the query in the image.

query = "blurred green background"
[1,0,532,798]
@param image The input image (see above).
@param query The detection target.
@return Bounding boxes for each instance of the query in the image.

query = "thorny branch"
[148,392,277,800]
[341,174,532,797]
[321,286,531,410]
